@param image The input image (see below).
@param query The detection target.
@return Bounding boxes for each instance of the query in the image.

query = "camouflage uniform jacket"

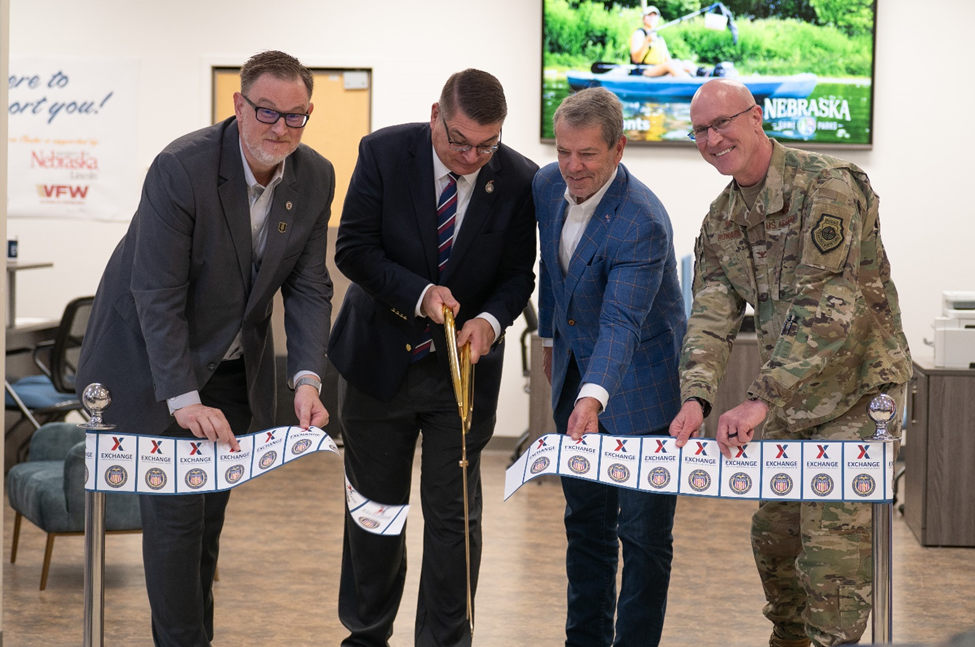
[680,140,912,432]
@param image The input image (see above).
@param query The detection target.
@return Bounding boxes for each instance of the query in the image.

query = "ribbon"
[84,427,410,535]
[505,434,895,503]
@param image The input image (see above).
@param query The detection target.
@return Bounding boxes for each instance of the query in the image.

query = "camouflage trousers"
[751,385,906,647]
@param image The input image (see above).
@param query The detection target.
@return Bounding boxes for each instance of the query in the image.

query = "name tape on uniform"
[504,434,895,503]
[84,427,409,536]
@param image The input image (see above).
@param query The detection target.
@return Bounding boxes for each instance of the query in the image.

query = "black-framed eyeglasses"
[440,113,501,156]
[242,94,310,129]
[688,105,756,142]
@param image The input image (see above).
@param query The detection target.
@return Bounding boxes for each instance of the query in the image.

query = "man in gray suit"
[77,51,334,647]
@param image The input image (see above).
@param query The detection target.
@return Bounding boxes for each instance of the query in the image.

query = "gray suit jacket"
[77,117,335,435]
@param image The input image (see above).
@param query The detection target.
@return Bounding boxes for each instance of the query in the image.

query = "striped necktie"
[413,172,459,362]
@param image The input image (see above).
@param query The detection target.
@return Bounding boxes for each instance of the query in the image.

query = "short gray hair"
[553,87,623,148]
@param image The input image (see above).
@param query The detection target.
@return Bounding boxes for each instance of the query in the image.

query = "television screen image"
[542,0,877,148]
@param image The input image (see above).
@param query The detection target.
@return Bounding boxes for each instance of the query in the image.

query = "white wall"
[7,0,972,437]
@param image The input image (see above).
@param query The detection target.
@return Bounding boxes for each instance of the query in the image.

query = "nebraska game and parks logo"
[647,466,671,489]
[728,472,753,495]
[852,474,876,497]
[259,451,278,469]
[770,473,794,496]
[184,468,208,490]
[144,468,167,491]
[607,463,630,483]
[104,465,128,488]
[688,469,711,493]
[810,473,834,497]
[291,439,313,455]
[225,465,245,485]
[358,517,381,530]
[567,455,591,475]
[530,456,551,474]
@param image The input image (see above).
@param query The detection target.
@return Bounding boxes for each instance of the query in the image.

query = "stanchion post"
[80,383,116,647]
[867,394,896,644]
[83,491,106,647]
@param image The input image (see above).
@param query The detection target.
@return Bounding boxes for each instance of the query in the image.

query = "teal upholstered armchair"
[6,422,142,589]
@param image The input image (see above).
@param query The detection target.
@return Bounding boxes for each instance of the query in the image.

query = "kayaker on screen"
[630,5,701,77]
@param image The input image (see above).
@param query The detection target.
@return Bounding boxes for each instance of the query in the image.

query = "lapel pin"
[604,214,610,222]
[286,201,293,210]
[485,180,495,194]
[278,222,288,233]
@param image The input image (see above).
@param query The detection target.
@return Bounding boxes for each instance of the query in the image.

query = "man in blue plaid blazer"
[535,87,686,647]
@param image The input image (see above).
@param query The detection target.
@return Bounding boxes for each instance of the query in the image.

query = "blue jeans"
[555,356,677,647]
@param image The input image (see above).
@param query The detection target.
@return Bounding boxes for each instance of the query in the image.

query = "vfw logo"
[36,184,89,200]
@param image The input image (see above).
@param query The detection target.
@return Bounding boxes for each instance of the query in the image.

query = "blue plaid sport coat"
[535,162,686,435]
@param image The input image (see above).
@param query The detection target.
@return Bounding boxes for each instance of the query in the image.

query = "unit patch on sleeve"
[811,214,845,254]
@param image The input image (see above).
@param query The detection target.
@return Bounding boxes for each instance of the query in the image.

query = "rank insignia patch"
[812,214,844,254]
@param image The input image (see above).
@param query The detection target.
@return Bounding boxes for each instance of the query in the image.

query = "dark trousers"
[139,358,250,647]
[337,353,495,647]
[554,355,677,647]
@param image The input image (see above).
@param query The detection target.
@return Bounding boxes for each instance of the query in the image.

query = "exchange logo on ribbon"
[505,434,894,503]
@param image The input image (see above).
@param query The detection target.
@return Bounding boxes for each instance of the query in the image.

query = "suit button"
[207,363,217,371]
[568,319,576,326]
[759,293,769,302]
[406,344,412,352]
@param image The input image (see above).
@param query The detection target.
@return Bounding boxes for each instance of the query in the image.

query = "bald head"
[691,79,755,112]
[689,79,771,187]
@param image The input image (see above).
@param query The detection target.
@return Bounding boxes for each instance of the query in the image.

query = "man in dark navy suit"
[535,87,686,647]
[327,69,537,647]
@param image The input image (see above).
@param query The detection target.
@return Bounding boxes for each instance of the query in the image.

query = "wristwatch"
[685,396,712,418]
[294,375,322,395]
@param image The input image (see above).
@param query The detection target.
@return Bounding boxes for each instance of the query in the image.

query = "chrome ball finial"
[79,383,116,430]
[867,393,896,441]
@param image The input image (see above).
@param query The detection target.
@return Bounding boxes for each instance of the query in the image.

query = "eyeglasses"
[242,95,310,129]
[440,113,501,155]
[688,105,756,142]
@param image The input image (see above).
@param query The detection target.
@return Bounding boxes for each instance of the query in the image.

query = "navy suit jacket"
[328,123,537,413]
[535,162,686,435]
[78,117,335,434]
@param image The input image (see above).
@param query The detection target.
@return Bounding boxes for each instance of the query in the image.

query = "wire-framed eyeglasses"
[242,94,310,129]
[688,105,756,142]
[440,113,501,155]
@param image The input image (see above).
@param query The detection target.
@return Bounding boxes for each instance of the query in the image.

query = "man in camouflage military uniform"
[669,79,912,647]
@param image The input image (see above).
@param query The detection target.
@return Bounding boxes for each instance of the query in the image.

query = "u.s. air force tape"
[84,427,410,536]
[504,434,895,503]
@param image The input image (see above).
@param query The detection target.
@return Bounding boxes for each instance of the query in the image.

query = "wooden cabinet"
[904,359,975,547]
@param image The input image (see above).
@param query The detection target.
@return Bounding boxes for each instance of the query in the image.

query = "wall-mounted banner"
[8,57,139,221]
[505,434,894,503]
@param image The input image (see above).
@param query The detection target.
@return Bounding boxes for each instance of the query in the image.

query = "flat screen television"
[542,1,877,148]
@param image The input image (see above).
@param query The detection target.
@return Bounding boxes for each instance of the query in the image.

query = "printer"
[933,291,975,368]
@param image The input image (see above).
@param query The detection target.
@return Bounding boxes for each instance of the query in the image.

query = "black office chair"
[5,296,94,459]
[510,303,539,465]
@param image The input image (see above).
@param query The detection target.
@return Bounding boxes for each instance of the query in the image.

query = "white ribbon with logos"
[505,434,895,503]
[84,426,409,536]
